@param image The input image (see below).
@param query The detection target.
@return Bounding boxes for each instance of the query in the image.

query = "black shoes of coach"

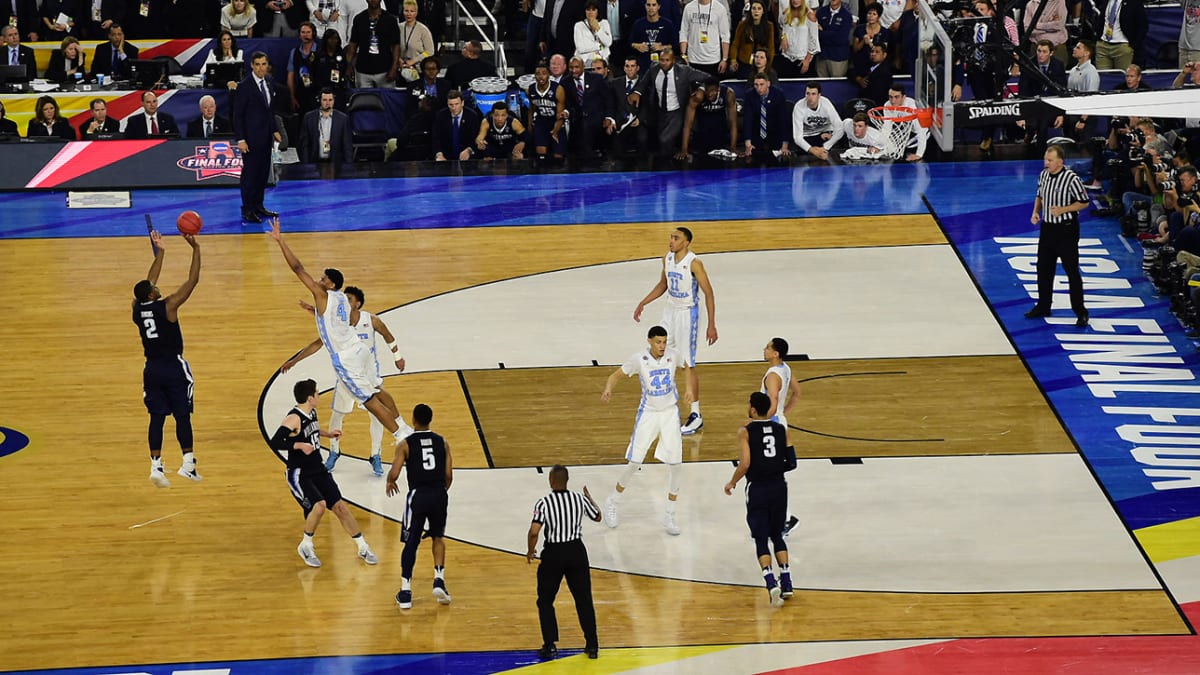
[585,645,599,659]
[257,207,279,217]
[242,211,263,223]
[1024,306,1051,319]
[536,644,558,660]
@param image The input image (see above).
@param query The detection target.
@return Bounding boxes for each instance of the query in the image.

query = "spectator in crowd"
[27,95,76,140]
[609,54,646,154]
[81,0,122,40]
[851,3,889,83]
[1023,0,1068,65]
[730,0,773,74]
[604,0,638,71]
[628,0,677,73]
[299,88,353,162]
[549,52,569,81]
[956,0,1017,152]
[347,0,401,87]
[792,81,843,161]
[206,29,245,64]
[91,23,137,80]
[309,0,350,45]
[445,40,494,90]
[895,0,920,73]
[79,98,120,139]
[1172,59,1200,88]
[39,0,80,42]
[288,21,321,112]
[45,36,86,83]
[841,111,887,156]
[433,89,482,160]
[417,0,447,48]
[856,42,893,107]
[2,0,38,42]
[742,72,790,160]
[222,0,258,37]
[543,0,587,59]
[743,47,778,84]
[391,94,436,160]
[591,56,609,76]
[312,27,351,102]
[523,0,548,73]
[125,90,180,138]
[565,55,616,157]
[1016,39,1067,147]
[678,0,730,78]
[397,0,435,82]
[475,100,527,159]
[574,0,613,64]
[1116,63,1150,90]
[1093,0,1146,71]
[408,54,451,110]
[629,47,701,155]
[776,0,817,78]
[1182,0,1200,69]
[676,76,737,160]
[0,100,15,135]
[187,94,233,138]
[1065,39,1099,141]
[816,0,853,78]
[257,0,308,37]
[1,24,35,80]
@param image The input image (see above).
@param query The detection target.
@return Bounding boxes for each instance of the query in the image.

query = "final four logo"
[177,141,243,181]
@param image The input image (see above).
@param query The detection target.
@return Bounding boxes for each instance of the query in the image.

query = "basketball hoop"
[867,105,931,160]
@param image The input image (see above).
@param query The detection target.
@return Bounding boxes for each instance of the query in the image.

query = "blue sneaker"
[780,572,793,599]
[681,412,703,435]
[370,454,384,476]
[396,589,412,609]
[324,450,340,472]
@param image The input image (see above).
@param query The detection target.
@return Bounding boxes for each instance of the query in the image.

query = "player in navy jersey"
[132,230,201,488]
[475,101,527,159]
[526,61,567,158]
[676,77,738,160]
[724,391,795,607]
[274,378,379,568]
[386,403,454,609]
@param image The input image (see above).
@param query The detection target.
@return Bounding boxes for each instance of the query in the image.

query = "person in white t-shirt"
[792,81,843,160]
[841,111,887,157]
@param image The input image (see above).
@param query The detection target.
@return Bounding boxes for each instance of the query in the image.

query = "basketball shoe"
[603,494,619,528]
[358,545,378,565]
[662,511,681,536]
[297,543,321,568]
[396,589,413,609]
[681,412,703,435]
[780,572,794,599]
[177,455,202,482]
[768,585,784,607]
[324,450,340,472]
[370,454,384,476]
[433,578,452,604]
[149,459,170,488]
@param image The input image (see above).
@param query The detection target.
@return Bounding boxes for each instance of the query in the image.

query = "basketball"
[177,210,203,235]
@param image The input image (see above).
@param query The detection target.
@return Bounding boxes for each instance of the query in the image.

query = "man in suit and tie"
[628,46,701,156]
[91,23,138,80]
[742,73,791,161]
[1,25,36,80]
[124,91,181,138]
[79,98,121,139]
[186,95,233,139]
[542,0,586,61]
[431,89,482,160]
[609,55,645,155]
[233,52,283,223]
[1015,39,1068,147]
[565,56,616,158]
[1,0,39,42]
[298,88,353,163]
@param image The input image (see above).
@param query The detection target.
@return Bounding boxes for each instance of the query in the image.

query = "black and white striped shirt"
[532,490,600,544]
[1037,166,1088,224]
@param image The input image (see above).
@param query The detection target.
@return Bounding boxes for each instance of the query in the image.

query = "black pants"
[536,539,597,648]
[1035,217,1086,316]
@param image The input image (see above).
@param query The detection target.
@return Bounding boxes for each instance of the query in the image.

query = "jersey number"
[143,318,159,339]
[762,432,777,457]
[422,447,436,470]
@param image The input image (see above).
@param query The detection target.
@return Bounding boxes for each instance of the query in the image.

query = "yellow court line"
[1136,516,1200,563]
[504,645,739,674]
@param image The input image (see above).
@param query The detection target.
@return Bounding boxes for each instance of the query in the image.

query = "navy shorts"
[531,118,565,153]
[287,467,343,515]
[142,356,194,416]
[746,478,788,540]
[403,487,448,542]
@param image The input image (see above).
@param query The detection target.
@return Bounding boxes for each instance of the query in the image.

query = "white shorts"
[662,304,699,367]
[331,379,369,414]
[626,406,683,465]
[329,343,381,404]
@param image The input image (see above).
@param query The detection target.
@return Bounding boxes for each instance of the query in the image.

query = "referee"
[1025,144,1090,327]
[526,464,601,661]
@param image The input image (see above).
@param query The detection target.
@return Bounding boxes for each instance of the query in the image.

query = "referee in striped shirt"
[527,464,601,661]
[1025,144,1090,327]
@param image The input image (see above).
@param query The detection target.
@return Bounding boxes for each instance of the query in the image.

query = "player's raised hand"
[280,358,296,373]
[600,389,612,403]
[633,304,644,322]
[183,233,198,248]
[298,299,316,314]
[386,479,401,497]
[150,229,164,249]
[327,429,342,439]
[268,216,282,241]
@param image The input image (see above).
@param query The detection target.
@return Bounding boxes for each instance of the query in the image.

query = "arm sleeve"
[270,425,298,451]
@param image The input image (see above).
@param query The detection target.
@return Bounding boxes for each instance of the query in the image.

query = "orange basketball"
[176,210,203,235]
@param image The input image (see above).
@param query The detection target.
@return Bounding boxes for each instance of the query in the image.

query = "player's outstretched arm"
[692,257,718,344]
[146,230,165,285]
[600,367,625,402]
[723,427,751,494]
[385,439,410,497]
[281,338,324,372]
[268,217,326,303]
[373,316,405,371]
[634,265,668,322]
[165,234,200,318]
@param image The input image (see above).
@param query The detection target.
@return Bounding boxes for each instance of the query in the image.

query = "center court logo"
[177,141,242,181]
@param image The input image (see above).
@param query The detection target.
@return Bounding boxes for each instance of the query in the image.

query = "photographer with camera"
[1119,137,1170,230]
[1140,163,1197,248]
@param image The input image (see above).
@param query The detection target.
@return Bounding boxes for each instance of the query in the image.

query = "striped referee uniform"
[1032,163,1089,319]
[531,489,601,653]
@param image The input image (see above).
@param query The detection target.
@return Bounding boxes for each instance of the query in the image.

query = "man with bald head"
[186,95,233,138]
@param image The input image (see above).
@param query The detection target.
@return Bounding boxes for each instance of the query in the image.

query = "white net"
[868,107,917,160]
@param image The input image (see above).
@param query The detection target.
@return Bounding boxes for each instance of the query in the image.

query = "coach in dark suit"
[79,98,121,138]
[542,0,586,61]
[186,94,233,138]
[1,25,37,80]
[1017,39,1068,146]
[91,23,138,79]
[233,51,282,222]
[629,47,703,155]
[431,90,481,161]
[0,101,17,134]
[124,91,181,138]
[564,56,616,158]
[608,54,646,155]
[298,89,352,163]
[1,0,39,42]
[742,73,791,159]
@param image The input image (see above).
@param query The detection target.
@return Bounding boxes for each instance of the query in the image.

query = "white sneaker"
[177,458,202,482]
[297,543,322,568]
[359,546,379,565]
[603,495,619,528]
[149,463,171,488]
[395,423,415,443]
[662,512,681,536]
[681,412,703,435]
[433,578,451,604]
[769,585,784,608]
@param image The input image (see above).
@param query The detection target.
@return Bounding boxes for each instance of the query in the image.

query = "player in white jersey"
[600,325,693,535]
[280,286,412,476]
[633,227,717,435]
[840,112,887,159]
[270,218,414,460]
[762,336,804,536]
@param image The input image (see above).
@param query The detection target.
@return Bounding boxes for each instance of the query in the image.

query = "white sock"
[369,414,384,457]
[665,501,676,516]
[181,451,195,466]
[434,566,445,580]
[690,401,701,415]
[151,456,163,467]
[302,533,314,547]
[402,577,412,591]
[329,411,346,453]
[353,533,369,552]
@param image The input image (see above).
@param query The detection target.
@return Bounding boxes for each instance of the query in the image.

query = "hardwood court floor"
[0,212,1186,673]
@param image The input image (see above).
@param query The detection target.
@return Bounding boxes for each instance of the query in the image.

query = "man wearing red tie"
[233,51,282,223]
[124,91,180,138]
